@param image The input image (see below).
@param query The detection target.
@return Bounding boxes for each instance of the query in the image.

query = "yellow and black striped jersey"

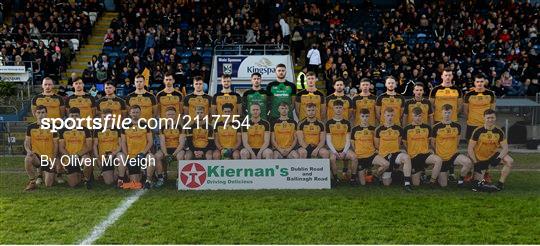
[403,98,433,125]
[59,127,91,155]
[296,90,325,120]
[26,122,58,158]
[352,94,377,126]
[96,96,126,117]
[126,91,157,120]
[432,122,461,161]
[215,121,240,149]
[67,94,95,119]
[464,90,495,126]
[31,94,64,118]
[403,124,431,158]
[430,85,462,122]
[121,123,151,156]
[298,119,325,146]
[351,125,376,158]
[272,119,297,149]
[212,91,242,115]
[375,125,403,157]
[326,94,352,120]
[156,90,183,118]
[471,126,505,161]
[183,93,212,119]
[326,119,351,152]
[376,93,405,125]
[242,120,270,149]
[93,128,121,155]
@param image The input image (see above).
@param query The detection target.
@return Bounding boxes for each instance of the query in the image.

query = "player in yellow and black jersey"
[352,78,377,126]
[212,74,242,116]
[295,72,326,121]
[403,82,433,126]
[271,102,299,159]
[240,103,273,159]
[66,78,96,123]
[463,73,496,140]
[156,73,183,118]
[153,106,184,188]
[125,75,158,120]
[31,77,65,119]
[403,107,442,187]
[375,107,413,191]
[326,78,352,121]
[184,76,212,119]
[185,105,220,160]
[96,82,126,117]
[468,109,514,192]
[120,105,154,186]
[351,108,389,185]
[376,76,405,125]
[297,103,330,159]
[325,99,357,186]
[24,105,58,191]
[58,107,93,188]
[429,68,462,122]
[431,104,473,187]
[92,109,124,186]
[215,103,242,160]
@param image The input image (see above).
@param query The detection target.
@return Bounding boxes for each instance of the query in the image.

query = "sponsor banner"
[178,159,330,190]
[0,66,26,73]
[0,73,30,82]
[216,55,294,82]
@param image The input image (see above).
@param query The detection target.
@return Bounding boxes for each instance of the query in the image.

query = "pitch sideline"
[78,189,147,245]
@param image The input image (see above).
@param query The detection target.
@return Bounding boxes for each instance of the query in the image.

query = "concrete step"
[84,44,103,49]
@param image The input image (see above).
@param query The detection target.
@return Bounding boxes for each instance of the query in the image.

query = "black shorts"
[304,145,316,157]
[358,154,377,171]
[252,148,261,156]
[411,153,431,174]
[474,152,501,172]
[166,148,176,155]
[34,154,56,173]
[127,153,150,175]
[466,125,479,140]
[441,153,459,173]
[383,152,401,172]
[65,163,82,174]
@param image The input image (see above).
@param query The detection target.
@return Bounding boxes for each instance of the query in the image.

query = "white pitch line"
[79,189,147,245]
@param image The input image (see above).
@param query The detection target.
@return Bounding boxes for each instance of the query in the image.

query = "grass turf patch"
[1,156,540,244]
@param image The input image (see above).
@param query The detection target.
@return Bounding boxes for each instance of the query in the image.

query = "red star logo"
[180,163,207,188]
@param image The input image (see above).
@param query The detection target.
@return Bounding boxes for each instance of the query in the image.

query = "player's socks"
[496,181,504,190]
[403,176,411,186]
[56,173,65,184]
[350,174,359,186]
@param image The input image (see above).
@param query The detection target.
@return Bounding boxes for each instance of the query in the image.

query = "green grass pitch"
[1,154,539,244]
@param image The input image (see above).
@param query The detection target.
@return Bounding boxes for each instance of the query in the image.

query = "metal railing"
[214,44,290,56]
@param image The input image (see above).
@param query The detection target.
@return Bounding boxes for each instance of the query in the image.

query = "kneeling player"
[215,103,242,159]
[240,103,273,159]
[351,109,389,185]
[468,109,513,192]
[403,107,443,187]
[120,105,155,189]
[432,104,473,187]
[375,107,413,191]
[24,105,58,190]
[58,107,93,188]
[326,100,356,186]
[271,102,299,159]
[93,109,125,186]
[155,106,185,187]
[297,103,330,159]
[185,106,220,160]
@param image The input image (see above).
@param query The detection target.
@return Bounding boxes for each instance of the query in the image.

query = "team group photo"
[1,0,539,244]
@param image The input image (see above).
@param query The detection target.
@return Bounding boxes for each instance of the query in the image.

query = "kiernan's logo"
[180,163,207,188]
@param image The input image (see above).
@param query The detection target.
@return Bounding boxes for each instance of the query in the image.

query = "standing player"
[66,78,96,123]
[326,78,353,121]
[120,105,154,187]
[376,76,405,126]
[266,64,297,120]
[468,109,513,191]
[31,77,65,119]
[243,72,271,120]
[326,100,357,186]
[351,109,390,185]
[240,103,273,159]
[212,74,242,116]
[24,105,58,190]
[295,71,326,121]
[96,82,126,117]
[432,104,473,187]
[215,103,242,160]
[375,107,413,191]
[271,102,299,159]
[126,75,158,120]
[353,78,377,126]
[463,74,496,140]
[184,106,220,160]
[403,107,442,187]
[430,67,462,123]
[93,109,125,186]
[156,73,183,118]
[154,106,185,187]
[403,82,433,126]
[297,103,330,159]
[183,76,212,119]
[58,107,93,188]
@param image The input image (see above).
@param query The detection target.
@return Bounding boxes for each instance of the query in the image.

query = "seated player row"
[24,99,513,192]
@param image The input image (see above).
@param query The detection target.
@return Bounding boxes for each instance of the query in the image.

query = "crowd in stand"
[1,0,103,81]
[1,0,539,98]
